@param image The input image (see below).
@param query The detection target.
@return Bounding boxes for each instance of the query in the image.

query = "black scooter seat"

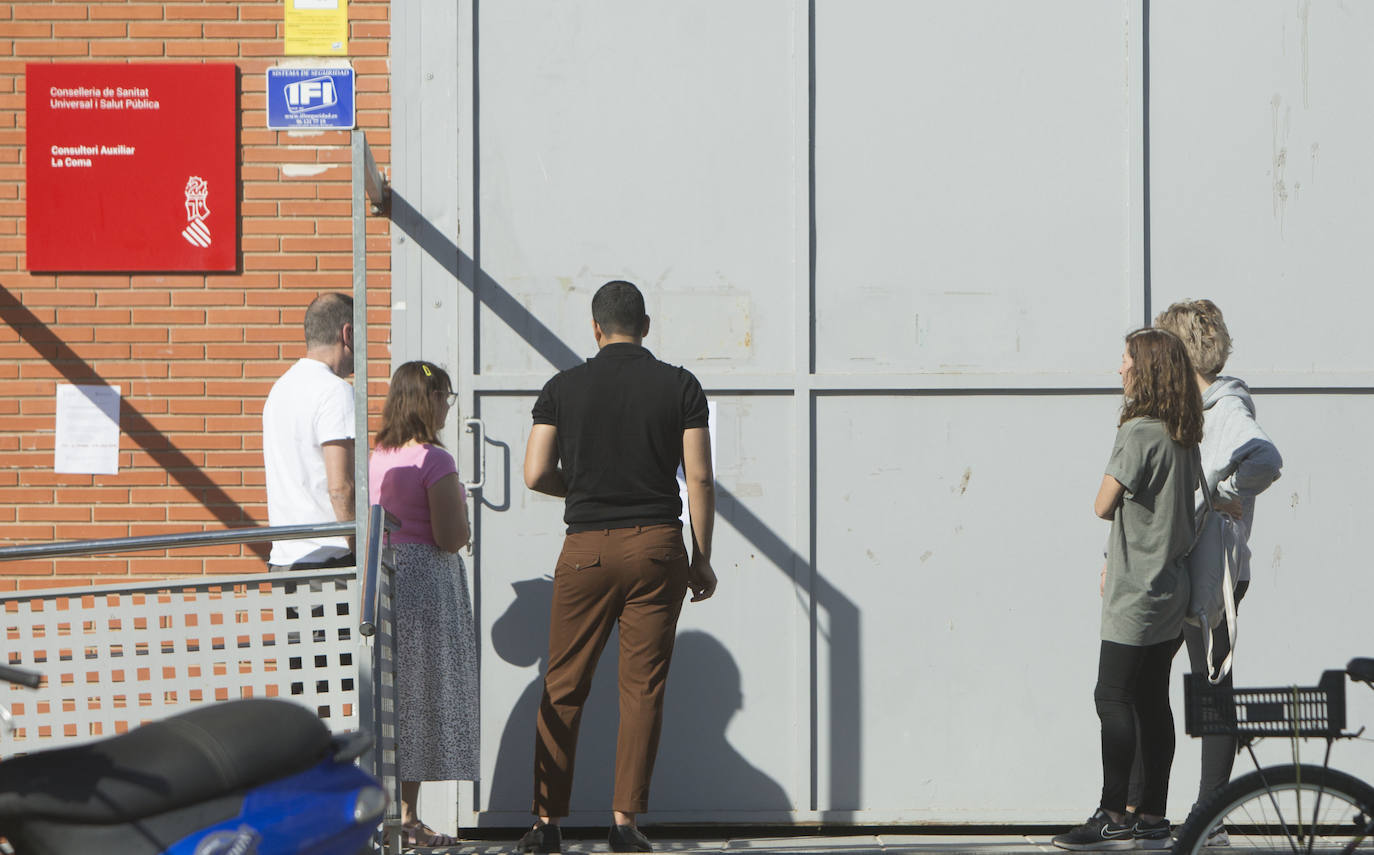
[0,698,333,822]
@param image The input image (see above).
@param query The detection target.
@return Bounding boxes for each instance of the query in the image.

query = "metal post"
[356,504,383,838]
[352,130,369,559]
[355,503,402,854]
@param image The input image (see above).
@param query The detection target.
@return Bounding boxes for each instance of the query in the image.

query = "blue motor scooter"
[0,663,386,855]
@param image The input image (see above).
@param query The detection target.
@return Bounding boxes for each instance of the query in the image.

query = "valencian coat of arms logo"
[182,175,211,248]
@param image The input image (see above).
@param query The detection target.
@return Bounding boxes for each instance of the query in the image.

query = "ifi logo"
[284,77,338,113]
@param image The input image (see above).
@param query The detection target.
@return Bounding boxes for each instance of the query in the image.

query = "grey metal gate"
[388,0,1374,826]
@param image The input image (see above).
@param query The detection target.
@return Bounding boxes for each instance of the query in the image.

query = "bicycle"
[1172,657,1374,855]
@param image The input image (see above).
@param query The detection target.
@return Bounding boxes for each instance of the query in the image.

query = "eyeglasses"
[439,391,458,406]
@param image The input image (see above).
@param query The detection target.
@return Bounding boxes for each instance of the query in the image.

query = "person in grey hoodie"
[1130,299,1283,834]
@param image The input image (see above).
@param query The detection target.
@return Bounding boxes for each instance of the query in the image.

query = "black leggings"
[1095,635,1184,816]
[1126,581,1250,811]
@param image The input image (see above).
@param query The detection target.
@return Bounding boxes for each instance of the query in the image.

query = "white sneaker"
[1204,825,1230,847]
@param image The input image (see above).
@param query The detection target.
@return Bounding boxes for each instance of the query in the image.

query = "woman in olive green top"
[1053,329,1203,852]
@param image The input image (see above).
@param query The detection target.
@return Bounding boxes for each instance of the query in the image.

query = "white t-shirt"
[263,358,356,565]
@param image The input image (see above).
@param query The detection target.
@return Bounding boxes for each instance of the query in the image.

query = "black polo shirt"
[532,342,709,533]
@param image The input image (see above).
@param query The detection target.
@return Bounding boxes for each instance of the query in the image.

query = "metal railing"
[0,521,354,561]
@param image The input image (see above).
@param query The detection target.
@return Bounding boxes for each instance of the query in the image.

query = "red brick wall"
[0,1,392,590]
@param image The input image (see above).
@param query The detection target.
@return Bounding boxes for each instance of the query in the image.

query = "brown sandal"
[402,820,460,849]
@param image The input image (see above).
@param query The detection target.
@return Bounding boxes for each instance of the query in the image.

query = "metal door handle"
[462,418,485,492]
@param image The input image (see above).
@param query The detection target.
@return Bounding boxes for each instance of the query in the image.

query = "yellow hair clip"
[421,364,432,377]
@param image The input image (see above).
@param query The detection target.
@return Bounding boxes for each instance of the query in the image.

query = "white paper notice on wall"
[55,384,121,475]
[677,400,718,530]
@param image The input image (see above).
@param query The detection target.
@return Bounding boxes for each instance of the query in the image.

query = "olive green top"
[1101,416,1197,647]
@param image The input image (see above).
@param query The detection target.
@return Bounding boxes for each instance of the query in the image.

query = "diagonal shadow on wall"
[0,286,268,560]
[391,193,581,371]
[390,191,863,815]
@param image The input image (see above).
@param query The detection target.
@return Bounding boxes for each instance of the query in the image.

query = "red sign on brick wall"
[26,63,238,272]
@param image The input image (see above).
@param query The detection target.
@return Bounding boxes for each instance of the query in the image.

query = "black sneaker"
[608,823,653,852]
[1052,808,1138,851]
[517,822,562,854]
[1132,816,1171,850]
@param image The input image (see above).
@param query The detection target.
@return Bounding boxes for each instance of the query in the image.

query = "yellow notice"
[285,0,348,56]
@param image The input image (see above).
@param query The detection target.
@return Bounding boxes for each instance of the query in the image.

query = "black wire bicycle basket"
[1183,670,1347,739]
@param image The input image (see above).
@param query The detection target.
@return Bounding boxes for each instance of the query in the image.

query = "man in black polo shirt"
[518,280,717,854]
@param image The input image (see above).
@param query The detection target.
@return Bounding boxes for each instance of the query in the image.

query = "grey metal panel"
[389,2,467,829]
[389,3,426,369]
[416,0,463,410]
[814,0,1137,375]
[673,394,806,816]
[1149,1,1374,380]
[473,1,800,378]
[813,394,1121,820]
[476,393,806,823]
[391,0,463,436]
[813,390,1374,821]
[469,395,565,820]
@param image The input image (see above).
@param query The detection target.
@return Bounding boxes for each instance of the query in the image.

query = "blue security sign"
[266,66,354,130]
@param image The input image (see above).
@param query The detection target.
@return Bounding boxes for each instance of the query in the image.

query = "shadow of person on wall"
[485,576,632,816]
[485,579,790,819]
[651,630,791,811]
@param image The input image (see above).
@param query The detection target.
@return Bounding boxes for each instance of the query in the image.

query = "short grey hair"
[303,292,353,347]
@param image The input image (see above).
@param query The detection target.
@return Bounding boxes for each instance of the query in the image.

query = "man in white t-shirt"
[263,292,357,570]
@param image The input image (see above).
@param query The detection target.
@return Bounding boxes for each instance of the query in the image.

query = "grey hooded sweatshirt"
[1198,376,1283,582]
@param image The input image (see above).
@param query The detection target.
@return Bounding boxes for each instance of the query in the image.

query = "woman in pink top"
[368,361,476,849]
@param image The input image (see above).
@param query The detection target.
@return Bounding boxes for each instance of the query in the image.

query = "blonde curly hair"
[1154,299,1232,377]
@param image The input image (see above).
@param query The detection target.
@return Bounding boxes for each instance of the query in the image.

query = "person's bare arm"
[322,439,356,550]
[1094,474,1124,521]
[682,426,716,602]
[428,472,471,553]
[523,424,567,497]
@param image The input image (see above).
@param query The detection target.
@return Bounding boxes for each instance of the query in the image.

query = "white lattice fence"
[0,569,364,757]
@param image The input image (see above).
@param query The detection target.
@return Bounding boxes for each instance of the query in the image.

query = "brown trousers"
[531,524,689,817]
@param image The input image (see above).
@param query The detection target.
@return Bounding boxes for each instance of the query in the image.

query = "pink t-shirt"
[368,443,465,546]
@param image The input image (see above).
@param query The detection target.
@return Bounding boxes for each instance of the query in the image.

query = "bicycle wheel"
[1174,764,1374,855]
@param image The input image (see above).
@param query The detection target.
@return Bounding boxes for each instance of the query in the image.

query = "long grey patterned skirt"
[392,542,479,781]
